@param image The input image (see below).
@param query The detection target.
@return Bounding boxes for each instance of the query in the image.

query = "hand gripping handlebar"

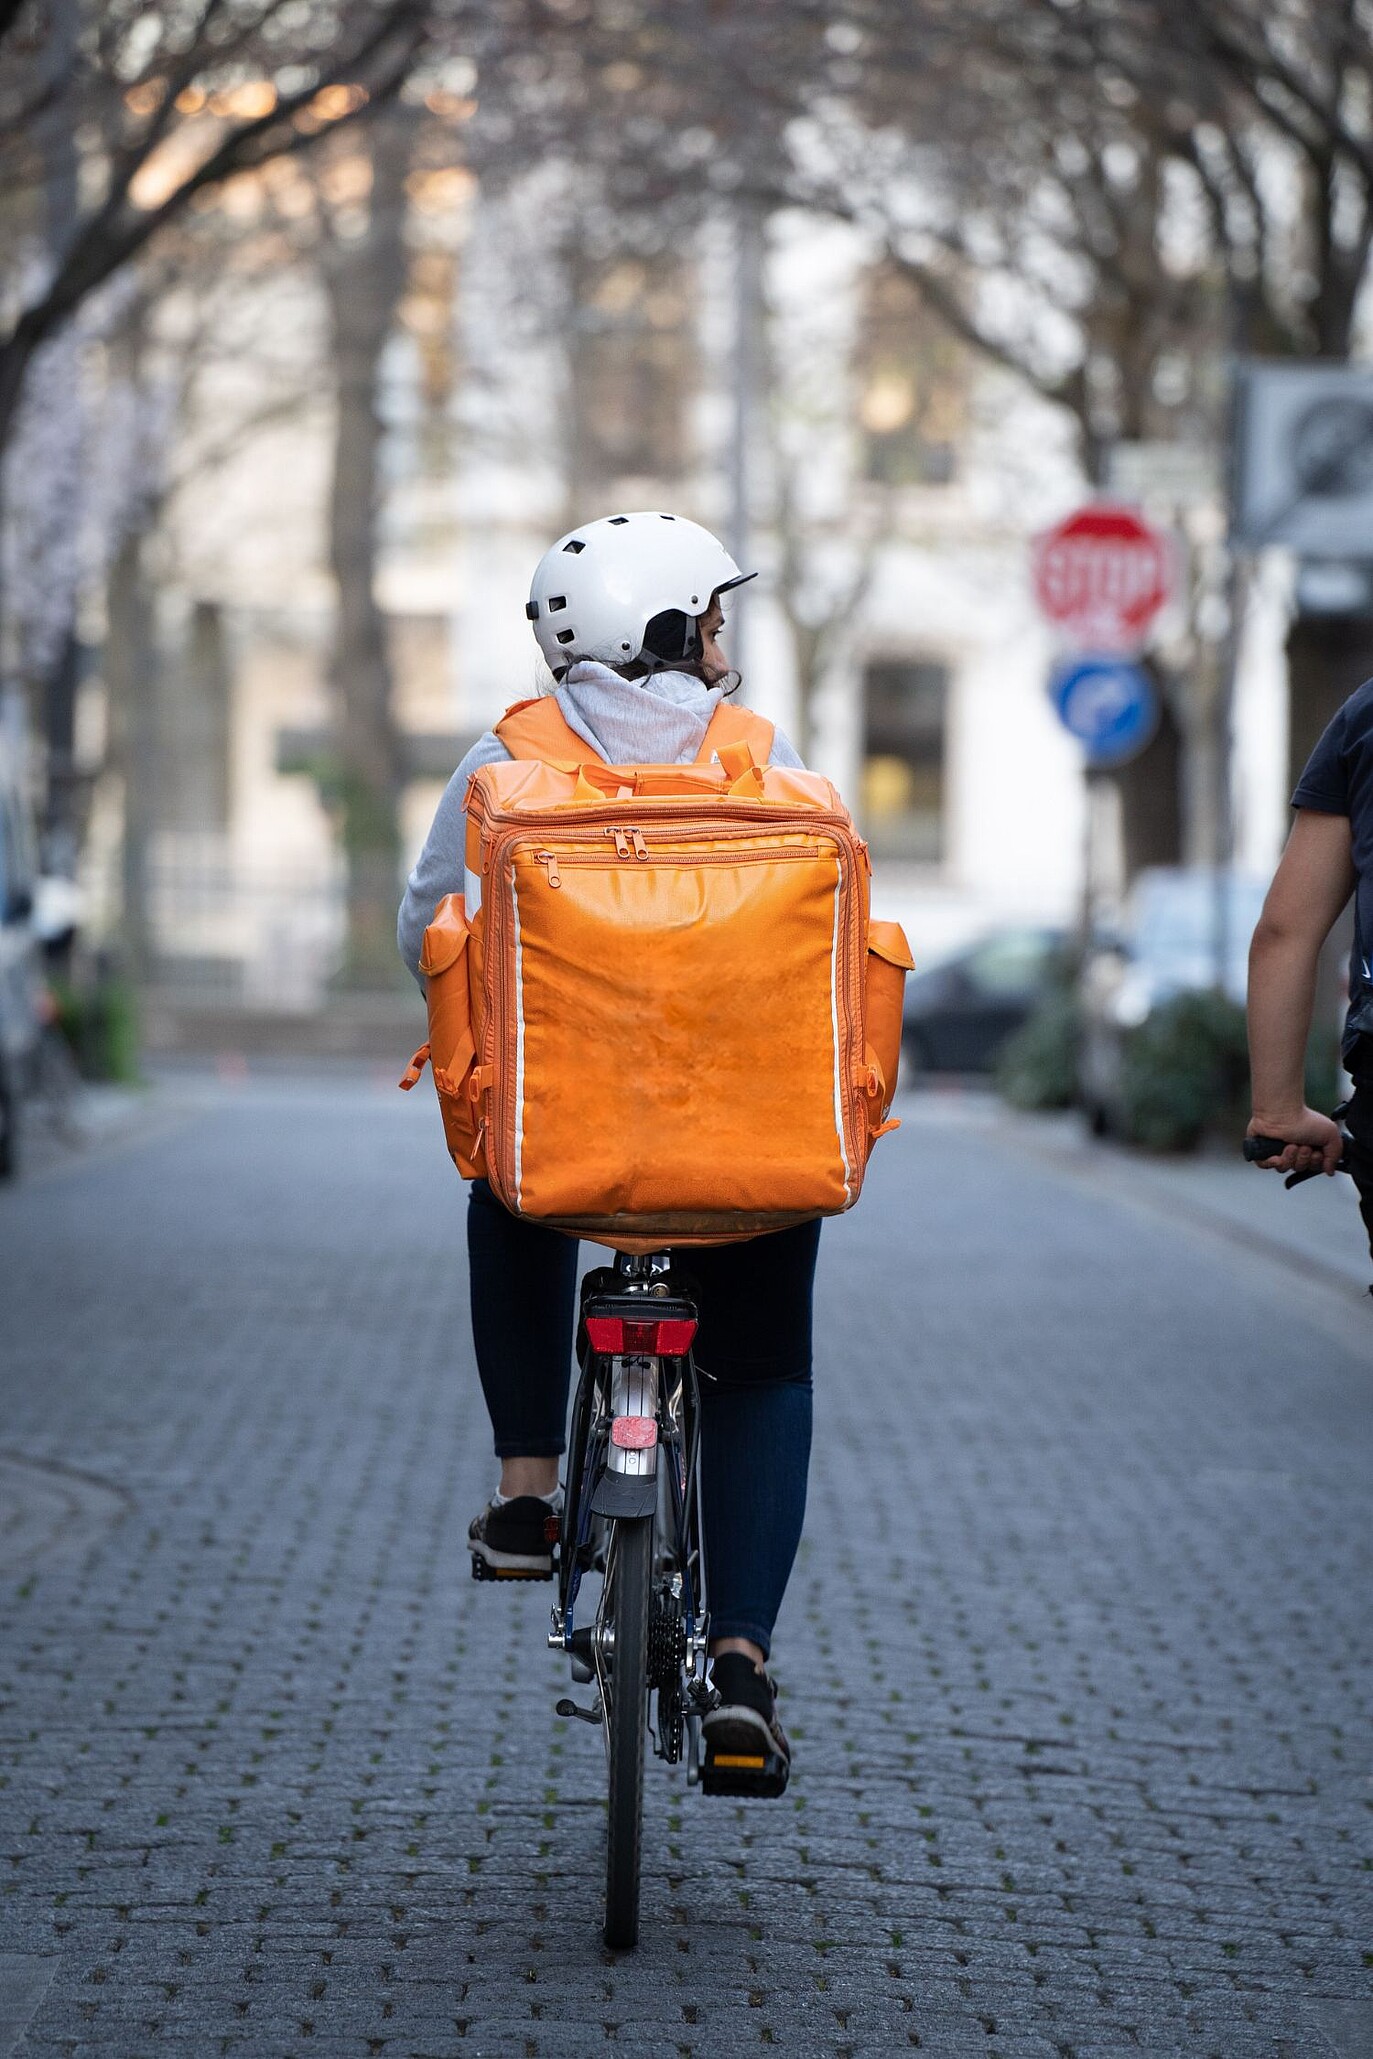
[1242,1133,1352,1188]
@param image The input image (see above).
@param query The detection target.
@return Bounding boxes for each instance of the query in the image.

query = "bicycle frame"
[548,1250,714,1772]
[543,1246,792,1944]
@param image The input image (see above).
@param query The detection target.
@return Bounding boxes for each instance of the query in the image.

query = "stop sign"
[1032,503,1172,649]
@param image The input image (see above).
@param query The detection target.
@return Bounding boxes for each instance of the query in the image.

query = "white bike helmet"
[526,511,754,681]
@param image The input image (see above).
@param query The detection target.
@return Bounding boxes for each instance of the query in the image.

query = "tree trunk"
[160,600,232,833]
[0,0,79,695]
[789,621,821,768]
[41,627,82,879]
[321,114,411,988]
[106,529,158,985]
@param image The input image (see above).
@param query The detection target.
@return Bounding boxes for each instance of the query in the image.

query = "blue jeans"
[467,1179,819,1658]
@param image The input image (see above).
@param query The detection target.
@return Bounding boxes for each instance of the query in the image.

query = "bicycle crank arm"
[555,1696,604,1726]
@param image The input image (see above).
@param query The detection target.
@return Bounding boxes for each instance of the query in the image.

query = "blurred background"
[3,0,1371,1165]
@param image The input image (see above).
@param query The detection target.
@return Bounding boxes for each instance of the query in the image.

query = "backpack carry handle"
[568,748,763,804]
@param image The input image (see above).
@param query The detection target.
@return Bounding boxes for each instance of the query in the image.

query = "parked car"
[0,725,41,1178]
[1077,867,1267,1137]
[902,924,1067,1074]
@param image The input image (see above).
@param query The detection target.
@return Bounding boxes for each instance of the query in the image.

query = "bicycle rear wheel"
[602,1513,652,1949]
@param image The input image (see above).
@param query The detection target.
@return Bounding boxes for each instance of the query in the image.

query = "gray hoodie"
[396,660,803,983]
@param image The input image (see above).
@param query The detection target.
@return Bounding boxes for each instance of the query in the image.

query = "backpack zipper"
[525,842,820,875]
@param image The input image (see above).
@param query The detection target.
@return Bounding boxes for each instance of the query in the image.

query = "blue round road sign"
[1049,655,1158,767]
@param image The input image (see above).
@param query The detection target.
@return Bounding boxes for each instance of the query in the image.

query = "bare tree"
[726,1,1373,878]
[0,2,427,454]
[314,111,415,984]
[0,0,430,911]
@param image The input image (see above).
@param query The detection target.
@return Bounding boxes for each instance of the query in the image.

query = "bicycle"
[538,1247,787,1949]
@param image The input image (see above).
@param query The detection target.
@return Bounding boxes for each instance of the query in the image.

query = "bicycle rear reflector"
[610,1415,657,1450]
[585,1315,698,1356]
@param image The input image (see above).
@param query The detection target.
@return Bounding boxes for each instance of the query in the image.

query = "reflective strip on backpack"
[828,860,852,1203]
[511,863,528,1209]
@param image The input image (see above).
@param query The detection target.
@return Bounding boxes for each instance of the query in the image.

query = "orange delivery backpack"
[400,693,913,1250]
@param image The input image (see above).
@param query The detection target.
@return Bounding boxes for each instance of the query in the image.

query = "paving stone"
[1,1076,1371,2055]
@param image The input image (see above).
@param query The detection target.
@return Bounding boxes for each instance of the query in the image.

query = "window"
[570,254,695,487]
[963,930,1059,1000]
[861,658,949,862]
[857,265,965,489]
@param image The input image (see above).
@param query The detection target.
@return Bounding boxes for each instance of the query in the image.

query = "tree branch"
[1,3,426,395]
[0,0,30,52]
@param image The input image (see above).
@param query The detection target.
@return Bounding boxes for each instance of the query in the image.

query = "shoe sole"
[470,1544,555,1582]
[701,1704,779,1758]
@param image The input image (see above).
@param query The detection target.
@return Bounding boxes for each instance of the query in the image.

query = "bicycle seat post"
[614,1250,673,1291]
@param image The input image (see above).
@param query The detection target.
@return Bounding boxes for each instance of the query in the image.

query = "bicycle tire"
[603,1512,652,1949]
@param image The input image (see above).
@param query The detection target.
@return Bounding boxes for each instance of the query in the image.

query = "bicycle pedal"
[700,1747,790,1799]
[469,1553,554,1582]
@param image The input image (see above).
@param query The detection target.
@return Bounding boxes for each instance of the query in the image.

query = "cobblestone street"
[1,1071,1371,2058]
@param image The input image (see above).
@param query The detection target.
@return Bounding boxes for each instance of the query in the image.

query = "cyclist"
[1246,675,1373,1265]
[398,513,813,1776]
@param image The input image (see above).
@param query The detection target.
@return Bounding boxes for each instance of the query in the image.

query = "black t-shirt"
[1292,675,1373,1071]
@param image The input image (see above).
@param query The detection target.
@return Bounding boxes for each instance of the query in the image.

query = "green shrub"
[1119,990,1341,1151]
[50,976,141,1083]
[1118,990,1248,1151]
[995,985,1081,1111]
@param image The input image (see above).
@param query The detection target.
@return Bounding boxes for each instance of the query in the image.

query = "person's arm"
[767,726,805,770]
[1246,808,1356,1175]
[396,733,510,986]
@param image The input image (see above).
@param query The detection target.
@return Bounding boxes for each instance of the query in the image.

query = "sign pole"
[1033,501,1175,956]
[1210,551,1248,995]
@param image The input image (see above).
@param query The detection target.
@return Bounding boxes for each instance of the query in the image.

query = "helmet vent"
[525,601,539,621]
[659,512,675,519]
[546,595,566,612]
[562,539,585,553]
[608,515,629,525]
[555,629,576,645]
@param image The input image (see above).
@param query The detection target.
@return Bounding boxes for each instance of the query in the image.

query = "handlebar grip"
[1243,1136,1288,1162]
[1243,1131,1354,1186]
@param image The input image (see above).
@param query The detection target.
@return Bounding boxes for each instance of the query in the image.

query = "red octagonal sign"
[1032,502,1172,650]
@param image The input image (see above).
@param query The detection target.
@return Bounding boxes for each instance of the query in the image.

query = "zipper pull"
[631,829,648,861]
[603,827,632,860]
[534,850,561,887]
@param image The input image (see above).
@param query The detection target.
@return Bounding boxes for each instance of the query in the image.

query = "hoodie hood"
[555,660,725,768]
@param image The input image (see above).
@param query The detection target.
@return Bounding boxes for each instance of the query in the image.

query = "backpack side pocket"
[419,894,485,1178]
[864,920,915,1122]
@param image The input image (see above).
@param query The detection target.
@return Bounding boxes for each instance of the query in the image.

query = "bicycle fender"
[590,1471,657,1519]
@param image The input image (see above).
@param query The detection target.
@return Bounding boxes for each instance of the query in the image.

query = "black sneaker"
[701,1653,790,1795]
[468,1495,560,1581]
